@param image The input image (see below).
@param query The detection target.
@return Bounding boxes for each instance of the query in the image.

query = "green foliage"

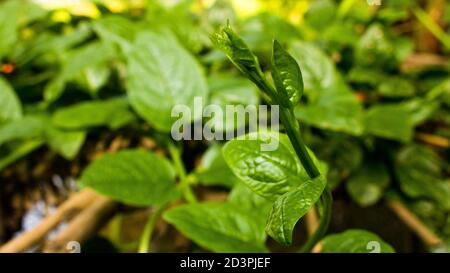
[321,230,395,253]
[127,30,208,132]
[0,77,22,124]
[266,175,326,245]
[222,132,318,200]
[80,149,180,206]
[164,183,271,252]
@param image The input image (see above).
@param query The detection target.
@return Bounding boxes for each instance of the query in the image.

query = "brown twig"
[415,132,450,149]
[42,196,118,253]
[386,199,443,247]
[0,189,98,253]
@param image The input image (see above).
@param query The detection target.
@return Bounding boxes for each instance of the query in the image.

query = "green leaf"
[304,0,337,31]
[378,77,415,98]
[163,202,268,253]
[295,77,364,136]
[0,139,44,171]
[0,116,46,146]
[0,77,22,124]
[195,144,240,188]
[289,41,336,96]
[80,149,180,206]
[52,98,135,130]
[127,30,208,132]
[207,74,259,133]
[45,128,86,160]
[222,131,314,200]
[395,145,450,209]
[364,104,414,142]
[271,40,303,107]
[228,183,273,227]
[44,41,116,102]
[211,25,264,84]
[321,229,395,253]
[346,161,390,207]
[266,175,327,245]
[355,24,395,68]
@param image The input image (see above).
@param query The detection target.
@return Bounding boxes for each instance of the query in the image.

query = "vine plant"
[211,25,333,252]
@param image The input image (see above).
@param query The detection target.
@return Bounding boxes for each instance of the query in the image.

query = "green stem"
[299,187,333,253]
[138,204,168,253]
[258,78,330,251]
[413,6,450,50]
[168,143,197,203]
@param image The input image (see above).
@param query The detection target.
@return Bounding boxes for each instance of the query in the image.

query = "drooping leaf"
[271,40,303,107]
[346,161,390,207]
[0,77,22,124]
[52,98,136,130]
[163,202,268,253]
[222,131,314,200]
[80,149,179,206]
[321,229,395,253]
[266,175,327,245]
[127,30,208,132]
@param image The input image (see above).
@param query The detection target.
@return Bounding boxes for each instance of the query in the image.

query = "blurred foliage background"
[0,0,449,253]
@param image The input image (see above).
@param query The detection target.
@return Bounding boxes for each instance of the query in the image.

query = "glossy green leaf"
[395,145,450,209]
[321,230,395,253]
[80,149,179,206]
[364,104,413,142]
[346,161,390,207]
[52,98,135,130]
[222,131,314,200]
[266,175,327,245]
[163,202,268,253]
[271,40,303,107]
[127,30,208,132]
[0,77,22,124]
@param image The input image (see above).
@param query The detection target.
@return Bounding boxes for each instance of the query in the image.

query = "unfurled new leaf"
[211,25,264,85]
[271,40,303,107]
[266,175,327,245]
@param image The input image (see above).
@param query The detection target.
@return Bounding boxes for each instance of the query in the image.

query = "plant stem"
[168,143,197,203]
[138,204,168,253]
[413,6,450,50]
[258,78,331,252]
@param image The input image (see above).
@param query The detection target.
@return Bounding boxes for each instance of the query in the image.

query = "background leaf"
[80,149,179,206]
[321,229,395,253]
